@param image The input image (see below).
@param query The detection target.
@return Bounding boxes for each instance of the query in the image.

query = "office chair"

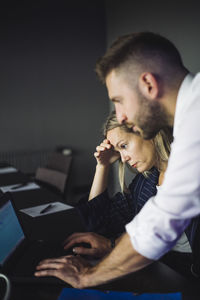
[35,151,72,196]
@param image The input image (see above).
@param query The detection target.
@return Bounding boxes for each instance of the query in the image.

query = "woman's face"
[107,127,156,173]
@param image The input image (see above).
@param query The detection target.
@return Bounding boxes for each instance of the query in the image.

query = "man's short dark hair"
[95,32,184,84]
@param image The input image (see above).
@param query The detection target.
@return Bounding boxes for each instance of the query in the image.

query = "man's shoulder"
[191,72,200,91]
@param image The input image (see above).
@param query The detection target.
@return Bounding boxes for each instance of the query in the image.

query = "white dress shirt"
[156,185,192,253]
[126,73,200,260]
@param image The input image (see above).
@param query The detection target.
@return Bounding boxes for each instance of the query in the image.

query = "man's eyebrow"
[110,97,120,103]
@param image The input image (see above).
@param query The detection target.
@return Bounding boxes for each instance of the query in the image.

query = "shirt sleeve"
[126,77,200,260]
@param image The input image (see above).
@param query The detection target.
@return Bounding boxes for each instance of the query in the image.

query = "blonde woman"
[73,111,172,238]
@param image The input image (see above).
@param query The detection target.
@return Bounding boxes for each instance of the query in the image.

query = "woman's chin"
[137,166,147,173]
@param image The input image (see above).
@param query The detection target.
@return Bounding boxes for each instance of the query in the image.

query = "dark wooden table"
[1,167,200,300]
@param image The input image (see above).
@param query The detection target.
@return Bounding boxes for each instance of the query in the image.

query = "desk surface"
[1,167,200,300]
[9,262,200,300]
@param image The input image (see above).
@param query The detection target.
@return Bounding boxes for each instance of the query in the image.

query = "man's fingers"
[36,261,63,270]
[73,247,97,257]
[35,268,58,277]
[63,239,80,250]
[37,256,68,266]
[73,247,93,256]
[64,236,92,250]
[63,232,87,245]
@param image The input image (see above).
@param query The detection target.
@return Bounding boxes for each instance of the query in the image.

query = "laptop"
[0,192,73,284]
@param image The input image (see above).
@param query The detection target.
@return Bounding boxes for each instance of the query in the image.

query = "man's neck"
[163,70,188,126]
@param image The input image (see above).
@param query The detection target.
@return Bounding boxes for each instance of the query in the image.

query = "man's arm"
[35,233,152,288]
[82,233,152,287]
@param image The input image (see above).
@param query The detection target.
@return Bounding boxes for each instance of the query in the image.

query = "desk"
[8,262,200,300]
[1,167,200,300]
[0,167,85,241]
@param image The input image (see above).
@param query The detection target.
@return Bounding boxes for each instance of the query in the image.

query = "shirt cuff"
[125,197,186,260]
[126,217,170,260]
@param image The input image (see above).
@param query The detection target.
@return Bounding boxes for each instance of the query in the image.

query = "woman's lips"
[132,163,137,168]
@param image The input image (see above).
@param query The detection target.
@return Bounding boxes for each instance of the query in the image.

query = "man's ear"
[138,72,159,100]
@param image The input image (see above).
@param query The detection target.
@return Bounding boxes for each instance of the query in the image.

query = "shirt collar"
[173,73,194,137]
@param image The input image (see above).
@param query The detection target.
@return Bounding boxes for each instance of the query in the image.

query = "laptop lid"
[0,193,25,267]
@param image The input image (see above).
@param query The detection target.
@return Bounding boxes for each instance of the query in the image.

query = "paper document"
[20,201,73,217]
[0,167,18,174]
[0,182,40,193]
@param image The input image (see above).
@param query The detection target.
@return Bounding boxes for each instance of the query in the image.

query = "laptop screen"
[0,199,25,265]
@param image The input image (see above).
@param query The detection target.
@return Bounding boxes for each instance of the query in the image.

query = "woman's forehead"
[107,127,137,144]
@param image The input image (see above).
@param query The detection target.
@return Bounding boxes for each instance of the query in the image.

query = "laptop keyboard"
[10,240,72,276]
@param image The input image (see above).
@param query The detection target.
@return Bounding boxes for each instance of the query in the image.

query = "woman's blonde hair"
[103,111,173,193]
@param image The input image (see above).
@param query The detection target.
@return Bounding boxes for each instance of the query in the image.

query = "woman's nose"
[121,152,129,163]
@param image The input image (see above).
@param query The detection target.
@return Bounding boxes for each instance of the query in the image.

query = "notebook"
[0,192,72,284]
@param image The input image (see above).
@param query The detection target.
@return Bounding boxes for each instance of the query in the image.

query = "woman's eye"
[120,144,127,149]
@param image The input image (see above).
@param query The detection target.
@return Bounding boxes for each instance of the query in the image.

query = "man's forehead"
[106,71,127,101]
[106,69,122,87]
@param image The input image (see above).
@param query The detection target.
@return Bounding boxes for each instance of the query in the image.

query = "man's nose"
[116,108,127,124]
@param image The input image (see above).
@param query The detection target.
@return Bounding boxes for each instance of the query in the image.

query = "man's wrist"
[80,267,96,288]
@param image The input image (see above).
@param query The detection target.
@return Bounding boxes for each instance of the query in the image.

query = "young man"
[35,32,200,287]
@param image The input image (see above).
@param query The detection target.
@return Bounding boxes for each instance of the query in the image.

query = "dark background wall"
[1,0,200,196]
[0,0,108,191]
[105,0,200,72]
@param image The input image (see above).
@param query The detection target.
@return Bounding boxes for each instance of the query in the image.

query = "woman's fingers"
[94,152,100,157]
[96,143,111,152]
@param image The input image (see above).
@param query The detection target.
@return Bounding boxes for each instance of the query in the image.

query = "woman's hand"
[94,139,120,167]
[89,139,119,200]
[63,232,112,258]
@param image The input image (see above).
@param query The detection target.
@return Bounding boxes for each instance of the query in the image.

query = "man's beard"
[133,92,169,140]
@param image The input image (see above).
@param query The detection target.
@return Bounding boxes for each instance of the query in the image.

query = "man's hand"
[35,255,91,288]
[35,233,152,289]
[63,232,112,258]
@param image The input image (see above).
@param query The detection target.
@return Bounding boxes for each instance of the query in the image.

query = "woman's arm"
[89,164,110,201]
[89,139,120,201]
